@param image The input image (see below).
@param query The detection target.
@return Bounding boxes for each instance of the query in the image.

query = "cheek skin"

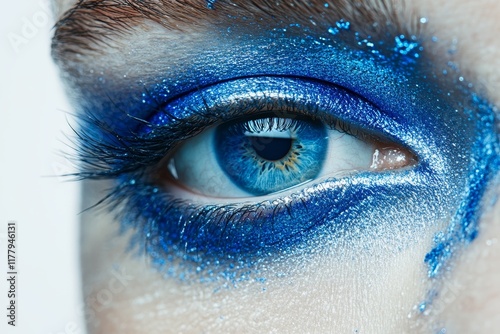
[82,210,434,333]
[402,180,500,334]
[424,195,500,333]
[81,184,439,333]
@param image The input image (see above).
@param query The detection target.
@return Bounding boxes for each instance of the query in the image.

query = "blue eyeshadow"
[71,18,499,290]
[125,76,435,257]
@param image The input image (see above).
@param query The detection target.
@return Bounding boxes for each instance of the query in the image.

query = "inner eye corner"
[369,140,419,172]
[334,122,419,172]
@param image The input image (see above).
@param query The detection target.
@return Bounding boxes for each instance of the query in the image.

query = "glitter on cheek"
[423,95,500,280]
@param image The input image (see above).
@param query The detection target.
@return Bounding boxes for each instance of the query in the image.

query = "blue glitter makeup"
[424,97,499,278]
[68,11,499,291]
[123,75,430,259]
[328,19,351,35]
[206,0,217,10]
[393,35,420,57]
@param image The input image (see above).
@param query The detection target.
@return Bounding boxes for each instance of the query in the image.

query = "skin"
[53,0,500,333]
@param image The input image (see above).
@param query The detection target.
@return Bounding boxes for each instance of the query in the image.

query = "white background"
[1,1,84,333]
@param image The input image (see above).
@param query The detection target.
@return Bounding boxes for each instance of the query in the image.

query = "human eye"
[52,1,500,333]
[160,78,413,200]
[109,75,417,256]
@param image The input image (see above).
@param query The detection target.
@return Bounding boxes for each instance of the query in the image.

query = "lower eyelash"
[106,166,430,265]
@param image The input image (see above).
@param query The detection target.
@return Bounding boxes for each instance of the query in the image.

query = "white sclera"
[170,124,375,199]
[171,126,250,198]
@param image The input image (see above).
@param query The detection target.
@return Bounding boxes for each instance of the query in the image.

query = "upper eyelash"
[70,77,391,181]
[69,112,185,179]
[240,117,301,133]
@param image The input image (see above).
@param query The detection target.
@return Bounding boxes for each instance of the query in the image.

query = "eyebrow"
[52,0,417,63]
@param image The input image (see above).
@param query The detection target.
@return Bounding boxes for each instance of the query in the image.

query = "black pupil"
[249,136,293,161]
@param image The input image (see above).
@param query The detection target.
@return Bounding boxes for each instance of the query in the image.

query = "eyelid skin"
[61,24,466,154]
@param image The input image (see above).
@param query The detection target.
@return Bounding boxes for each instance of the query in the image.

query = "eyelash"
[74,76,405,179]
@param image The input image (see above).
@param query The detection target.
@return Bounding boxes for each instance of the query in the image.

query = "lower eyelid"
[85,76,455,269]
[114,165,432,260]
[154,171,411,206]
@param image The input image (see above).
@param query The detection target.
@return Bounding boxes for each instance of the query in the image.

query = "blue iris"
[214,116,328,195]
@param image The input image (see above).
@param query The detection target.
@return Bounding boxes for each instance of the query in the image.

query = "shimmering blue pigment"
[418,93,500,313]
[135,76,435,257]
[71,17,499,286]
[424,93,499,275]
[328,19,350,35]
[393,35,420,57]
[206,0,217,10]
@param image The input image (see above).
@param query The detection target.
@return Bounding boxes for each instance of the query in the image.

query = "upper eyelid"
[58,12,460,183]
[54,21,439,135]
[72,76,423,182]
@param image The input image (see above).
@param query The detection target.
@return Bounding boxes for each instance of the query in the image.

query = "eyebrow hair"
[52,0,418,63]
